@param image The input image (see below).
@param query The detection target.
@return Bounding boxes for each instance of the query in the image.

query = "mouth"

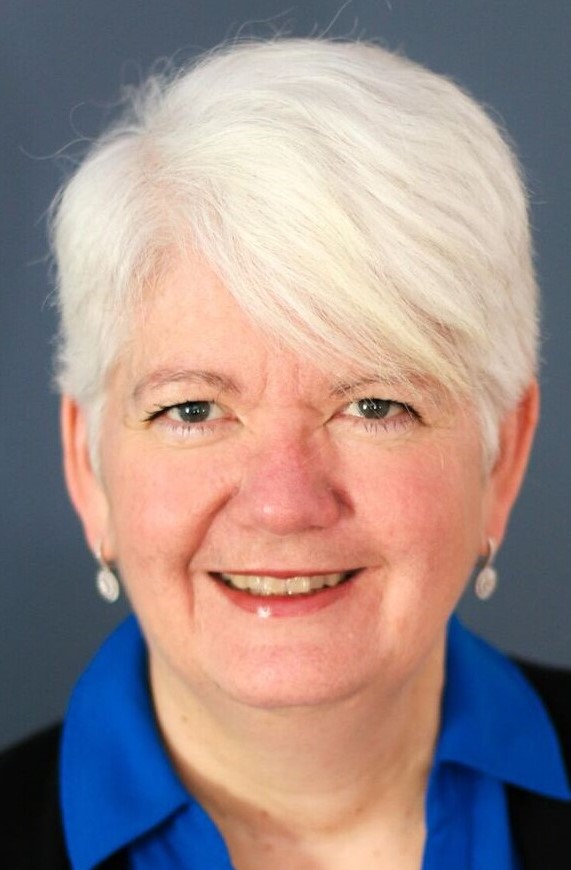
[211,570,360,597]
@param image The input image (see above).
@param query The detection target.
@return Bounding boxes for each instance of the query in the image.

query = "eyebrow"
[132,370,397,405]
[131,369,240,403]
[329,377,392,398]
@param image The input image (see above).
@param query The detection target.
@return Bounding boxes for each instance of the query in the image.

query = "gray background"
[1,0,569,751]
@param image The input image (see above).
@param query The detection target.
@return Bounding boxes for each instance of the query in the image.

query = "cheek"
[348,442,485,585]
[103,444,232,576]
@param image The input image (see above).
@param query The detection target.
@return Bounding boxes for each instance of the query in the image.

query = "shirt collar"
[437,617,570,800]
[61,615,570,869]
[61,617,189,870]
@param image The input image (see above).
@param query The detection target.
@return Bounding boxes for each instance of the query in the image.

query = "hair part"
[51,37,539,464]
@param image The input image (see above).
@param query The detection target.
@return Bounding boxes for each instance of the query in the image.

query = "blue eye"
[170,401,214,423]
[145,400,225,427]
[355,398,393,419]
[343,397,418,429]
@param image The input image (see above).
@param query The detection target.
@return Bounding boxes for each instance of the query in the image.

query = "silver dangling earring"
[95,544,120,603]
[474,538,498,601]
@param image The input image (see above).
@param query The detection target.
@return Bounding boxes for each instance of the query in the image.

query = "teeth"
[218,572,352,596]
[287,576,311,594]
[228,574,250,590]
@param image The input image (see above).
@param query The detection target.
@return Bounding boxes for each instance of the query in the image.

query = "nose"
[229,434,345,537]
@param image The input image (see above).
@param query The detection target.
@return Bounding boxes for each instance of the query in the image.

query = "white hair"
[51,38,539,461]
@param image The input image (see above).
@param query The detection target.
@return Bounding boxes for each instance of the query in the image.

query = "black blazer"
[1,661,570,870]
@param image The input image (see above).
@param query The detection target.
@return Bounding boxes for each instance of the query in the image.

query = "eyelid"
[338,398,422,439]
[343,398,415,417]
[167,401,225,422]
[144,399,225,423]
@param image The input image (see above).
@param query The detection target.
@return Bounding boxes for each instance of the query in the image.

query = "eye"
[145,400,226,426]
[346,398,406,420]
[165,401,223,424]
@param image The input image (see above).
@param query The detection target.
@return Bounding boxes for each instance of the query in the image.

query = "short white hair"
[51,38,539,460]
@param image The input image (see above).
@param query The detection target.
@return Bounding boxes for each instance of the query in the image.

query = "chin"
[203,647,377,710]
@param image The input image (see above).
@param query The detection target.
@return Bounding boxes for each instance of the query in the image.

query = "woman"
[2,37,570,869]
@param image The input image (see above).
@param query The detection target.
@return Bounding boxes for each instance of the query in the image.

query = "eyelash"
[144,401,227,438]
[143,398,421,439]
[342,399,420,435]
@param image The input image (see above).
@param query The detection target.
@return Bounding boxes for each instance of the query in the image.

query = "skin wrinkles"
[62,254,538,869]
[91,260,483,701]
[132,369,240,406]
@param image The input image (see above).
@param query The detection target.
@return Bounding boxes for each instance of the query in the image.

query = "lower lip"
[210,572,360,617]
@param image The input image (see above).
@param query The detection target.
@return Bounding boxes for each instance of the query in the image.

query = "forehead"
[131,259,302,387]
[138,256,265,347]
[123,254,449,418]
[129,257,381,393]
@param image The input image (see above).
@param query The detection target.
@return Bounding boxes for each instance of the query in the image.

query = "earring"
[474,538,498,601]
[95,544,120,603]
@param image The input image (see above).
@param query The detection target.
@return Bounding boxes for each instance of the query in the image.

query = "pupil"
[179,402,211,422]
[358,398,391,419]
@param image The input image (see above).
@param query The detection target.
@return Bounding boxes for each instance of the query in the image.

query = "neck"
[149,638,445,839]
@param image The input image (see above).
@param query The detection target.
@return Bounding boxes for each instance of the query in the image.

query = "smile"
[214,570,359,596]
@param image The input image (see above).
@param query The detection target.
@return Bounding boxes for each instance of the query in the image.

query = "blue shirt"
[60,617,570,869]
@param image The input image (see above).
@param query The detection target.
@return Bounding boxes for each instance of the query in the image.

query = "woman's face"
[64,256,536,709]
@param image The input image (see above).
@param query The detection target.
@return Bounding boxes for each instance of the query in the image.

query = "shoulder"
[0,724,71,869]
[508,659,571,870]
[515,660,571,768]
[0,726,71,867]
[0,723,62,785]
[0,726,128,870]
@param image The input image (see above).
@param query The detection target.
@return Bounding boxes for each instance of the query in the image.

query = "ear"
[484,380,540,547]
[61,396,113,557]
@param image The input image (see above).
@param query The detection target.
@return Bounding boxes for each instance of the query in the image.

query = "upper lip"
[211,569,361,578]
